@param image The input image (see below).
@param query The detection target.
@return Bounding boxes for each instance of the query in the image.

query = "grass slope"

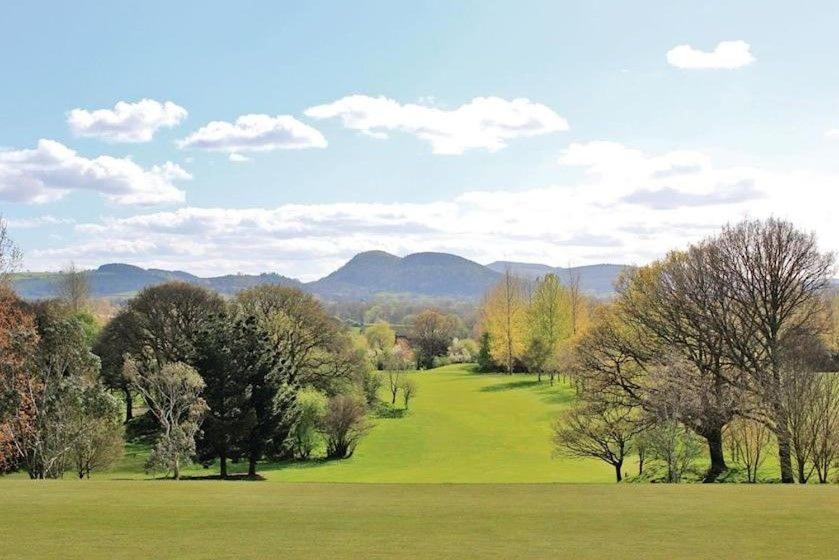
[1,482,837,559]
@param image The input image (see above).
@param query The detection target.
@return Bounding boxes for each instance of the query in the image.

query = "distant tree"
[553,403,640,482]
[320,395,371,459]
[125,361,207,480]
[362,371,383,407]
[482,271,527,374]
[475,332,496,372]
[810,373,839,483]
[387,371,403,405]
[93,310,142,422]
[364,322,396,370]
[400,378,417,409]
[447,337,478,364]
[409,309,457,369]
[58,262,90,313]
[526,274,572,382]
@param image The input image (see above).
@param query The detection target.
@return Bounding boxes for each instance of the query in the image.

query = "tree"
[193,311,255,478]
[482,271,527,374]
[93,310,142,422]
[447,337,478,364]
[811,373,839,483]
[553,403,640,482]
[645,418,704,483]
[236,285,365,393]
[387,371,403,405]
[526,274,573,382]
[320,395,371,459]
[704,218,835,483]
[475,332,496,372]
[125,361,207,480]
[401,378,417,409]
[726,418,771,483]
[68,388,124,479]
[57,262,90,313]
[362,371,382,407]
[408,309,457,369]
[292,388,327,459]
[364,322,396,370]
[0,216,21,287]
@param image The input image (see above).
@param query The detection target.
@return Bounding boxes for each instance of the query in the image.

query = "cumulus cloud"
[666,40,755,69]
[228,153,252,163]
[178,114,327,153]
[304,95,569,154]
[0,139,190,205]
[67,99,188,142]
[23,142,838,279]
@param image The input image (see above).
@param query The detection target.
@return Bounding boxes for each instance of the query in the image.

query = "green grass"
[1,481,836,559]
[92,364,618,482]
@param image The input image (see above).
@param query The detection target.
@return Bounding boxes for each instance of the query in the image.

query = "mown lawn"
[1,481,837,559]
[94,364,618,482]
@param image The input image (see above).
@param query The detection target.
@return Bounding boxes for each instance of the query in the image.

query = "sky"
[1,0,838,281]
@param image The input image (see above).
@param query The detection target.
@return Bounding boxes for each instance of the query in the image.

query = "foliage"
[447,337,478,363]
[644,419,704,483]
[408,309,458,369]
[400,378,417,409]
[364,322,396,370]
[292,388,327,460]
[68,389,124,479]
[361,371,382,407]
[125,361,207,480]
[475,332,496,372]
[481,271,527,374]
[320,395,371,459]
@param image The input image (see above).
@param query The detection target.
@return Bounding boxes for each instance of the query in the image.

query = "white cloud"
[6,215,75,229]
[305,95,569,154]
[25,141,839,279]
[826,129,839,139]
[67,99,187,142]
[178,114,327,153]
[228,153,252,163]
[666,40,755,69]
[0,139,190,205]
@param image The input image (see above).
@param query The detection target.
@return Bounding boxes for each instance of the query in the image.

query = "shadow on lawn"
[479,379,540,392]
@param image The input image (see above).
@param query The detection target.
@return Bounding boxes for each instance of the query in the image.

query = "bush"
[447,338,479,363]
[362,371,383,407]
[320,395,371,459]
[292,388,328,459]
[431,355,452,368]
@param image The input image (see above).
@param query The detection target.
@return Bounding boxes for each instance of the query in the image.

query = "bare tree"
[320,395,371,459]
[57,262,90,313]
[726,418,772,483]
[400,378,417,409]
[645,417,704,483]
[0,216,22,287]
[811,374,839,483]
[387,371,403,405]
[703,218,835,483]
[553,402,641,482]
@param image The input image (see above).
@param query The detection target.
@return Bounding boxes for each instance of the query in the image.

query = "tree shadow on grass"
[480,379,541,392]
[180,473,266,481]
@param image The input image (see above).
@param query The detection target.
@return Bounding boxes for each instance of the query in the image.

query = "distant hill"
[13,263,301,301]
[486,261,631,297]
[308,251,501,299]
[12,253,631,301]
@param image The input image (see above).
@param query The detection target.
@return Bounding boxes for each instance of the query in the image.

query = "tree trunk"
[220,454,228,479]
[173,456,180,480]
[777,434,795,483]
[248,454,258,477]
[123,387,133,422]
[614,462,623,482]
[703,427,728,483]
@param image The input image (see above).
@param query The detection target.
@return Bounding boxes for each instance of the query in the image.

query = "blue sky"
[1,1,838,279]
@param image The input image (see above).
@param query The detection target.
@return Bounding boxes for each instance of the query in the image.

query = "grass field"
[1,481,837,559]
[90,363,616,482]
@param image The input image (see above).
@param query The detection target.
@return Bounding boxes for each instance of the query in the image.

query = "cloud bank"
[305,95,568,154]
[0,140,190,205]
[24,142,838,279]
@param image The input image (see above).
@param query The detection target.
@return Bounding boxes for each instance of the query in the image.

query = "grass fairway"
[1,481,837,559]
[187,363,613,482]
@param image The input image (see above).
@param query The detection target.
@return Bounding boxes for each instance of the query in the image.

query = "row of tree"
[555,218,839,483]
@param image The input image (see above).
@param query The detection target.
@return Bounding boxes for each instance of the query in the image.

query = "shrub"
[320,395,371,459]
[292,388,327,459]
[362,371,383,407]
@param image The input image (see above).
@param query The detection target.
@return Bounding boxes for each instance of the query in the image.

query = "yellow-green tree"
[526,273,573,382]
[482,271,528,374]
